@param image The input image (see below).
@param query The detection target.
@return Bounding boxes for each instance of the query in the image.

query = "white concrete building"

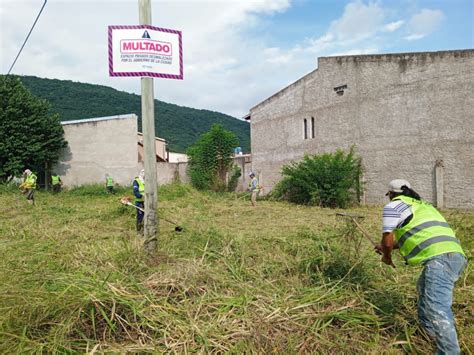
[54,114,140,186]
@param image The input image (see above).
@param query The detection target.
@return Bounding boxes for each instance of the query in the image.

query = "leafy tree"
[187,124,239,191]
[0,76,67,181]
[271,147,363,208]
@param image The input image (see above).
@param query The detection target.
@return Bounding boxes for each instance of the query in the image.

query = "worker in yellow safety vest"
[51,173,62,193]
[105,174,114,194]
[376,179,466,354]
[19,169,37,205]
[133,169,145,233]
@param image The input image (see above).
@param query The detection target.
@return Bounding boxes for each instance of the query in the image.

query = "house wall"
[156,162,190,185]
[55,114,140,186]
[232,154,253,192]
[250,50,474,208]
[137,133,167,162]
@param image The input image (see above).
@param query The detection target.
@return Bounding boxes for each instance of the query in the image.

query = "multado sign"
[121,39,172,55]
[108,25,183,80]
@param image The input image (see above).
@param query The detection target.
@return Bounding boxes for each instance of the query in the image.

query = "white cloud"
[404,9,445,41]
[329,47,379,56]
[0,1,450,119]
[326,1,385,43]
[307,1,391,53]
[383,20,404,32]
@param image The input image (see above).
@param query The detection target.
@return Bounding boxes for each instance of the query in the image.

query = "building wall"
[156,162,190,185]
[232,154,253,192]
[137,133,167,162]
[55,114,140,186]
[250,50,474,208]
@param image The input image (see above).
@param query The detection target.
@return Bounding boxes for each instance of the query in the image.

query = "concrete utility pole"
[139,0,158,253]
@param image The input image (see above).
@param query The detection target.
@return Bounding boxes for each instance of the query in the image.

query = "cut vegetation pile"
[0,184,472,353]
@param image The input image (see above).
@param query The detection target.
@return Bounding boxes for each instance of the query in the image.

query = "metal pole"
[139,0,158,253]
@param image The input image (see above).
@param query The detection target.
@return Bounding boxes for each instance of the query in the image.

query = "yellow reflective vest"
[392,196,465,266]
[134,178,145,203]
[51,175,60,185]
[25,173,37,189]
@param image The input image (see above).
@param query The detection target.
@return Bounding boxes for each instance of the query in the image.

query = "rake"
[336,213,396,268]
[336,213,377,247]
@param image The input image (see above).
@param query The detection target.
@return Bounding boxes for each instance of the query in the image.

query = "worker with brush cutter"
[19,169,37,205]
[248,172,261,207]
[376,179,466,354]
[133,169,145,234]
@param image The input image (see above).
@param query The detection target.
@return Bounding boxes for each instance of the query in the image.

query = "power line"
[7,0,48,75]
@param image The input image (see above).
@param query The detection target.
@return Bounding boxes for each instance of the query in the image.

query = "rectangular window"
[311,117,315,139]
[303,118,308,139]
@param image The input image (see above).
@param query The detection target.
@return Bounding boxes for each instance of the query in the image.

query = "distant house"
[246,50,474,208]
[168,152,188,163]
[54,114,172,187]
[137,132,168,162]
[55,114,140,186]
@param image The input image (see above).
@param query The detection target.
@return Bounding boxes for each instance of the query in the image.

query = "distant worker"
[51,173,62,193]
[19,169,37,205]
[105,174,114,194]
[248,172,260,207]
[376,179,466,354]
[133,169,145,233]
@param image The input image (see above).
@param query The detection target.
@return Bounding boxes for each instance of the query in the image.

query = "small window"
[303,118,308,139]
[311,117,315,139]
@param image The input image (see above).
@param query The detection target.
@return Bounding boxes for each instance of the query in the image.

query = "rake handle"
[348,216,378,247]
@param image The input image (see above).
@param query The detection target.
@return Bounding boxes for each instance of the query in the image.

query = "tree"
[187,124,239,191]
[0,76,67,181]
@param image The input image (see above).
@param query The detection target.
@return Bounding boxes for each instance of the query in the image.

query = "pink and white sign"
[108,25,183,80]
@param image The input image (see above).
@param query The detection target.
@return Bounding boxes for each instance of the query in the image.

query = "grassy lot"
[0,183,472,353]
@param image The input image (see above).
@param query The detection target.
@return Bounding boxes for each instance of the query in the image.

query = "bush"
[227,165,241,192]
[271,147,362,208]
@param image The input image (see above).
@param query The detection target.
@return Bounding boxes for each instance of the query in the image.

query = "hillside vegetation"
[15,75,250,153]
[0,184,472,353]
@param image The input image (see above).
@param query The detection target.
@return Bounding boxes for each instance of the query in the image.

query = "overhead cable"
[7,0,48,75]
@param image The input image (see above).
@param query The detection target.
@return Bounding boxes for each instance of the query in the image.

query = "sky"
[1,0,473,118]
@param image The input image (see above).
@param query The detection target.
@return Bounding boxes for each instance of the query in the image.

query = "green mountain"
[17,75,250,153]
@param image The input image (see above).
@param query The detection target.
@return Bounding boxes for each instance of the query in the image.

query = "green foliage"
[227,165,242,192]
[68,184,127,196]
[271,147,362,208]
[17,75,250,153]
[0,76,67,181]
[187,124,239,191]
[158,182,192,201]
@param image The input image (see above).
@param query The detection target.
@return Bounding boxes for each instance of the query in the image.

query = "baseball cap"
[386,179,411,196]
[248,171,255,177]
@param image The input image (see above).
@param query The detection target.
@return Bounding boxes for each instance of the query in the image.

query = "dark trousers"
[52,184,61,193]
[136,202,144,231]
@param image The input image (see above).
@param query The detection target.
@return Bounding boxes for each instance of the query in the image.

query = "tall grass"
[0,183,472,353]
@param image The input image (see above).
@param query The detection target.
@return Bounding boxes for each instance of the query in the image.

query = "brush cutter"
[120,197,183,232]
[336,213,395,268]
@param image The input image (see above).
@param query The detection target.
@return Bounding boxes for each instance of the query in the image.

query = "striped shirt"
[382,200,413,233]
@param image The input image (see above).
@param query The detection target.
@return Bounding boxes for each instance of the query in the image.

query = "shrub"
[271,147,362,208]
[226,165,242,192]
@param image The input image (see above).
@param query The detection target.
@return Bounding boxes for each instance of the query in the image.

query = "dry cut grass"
[0,183,472,353]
